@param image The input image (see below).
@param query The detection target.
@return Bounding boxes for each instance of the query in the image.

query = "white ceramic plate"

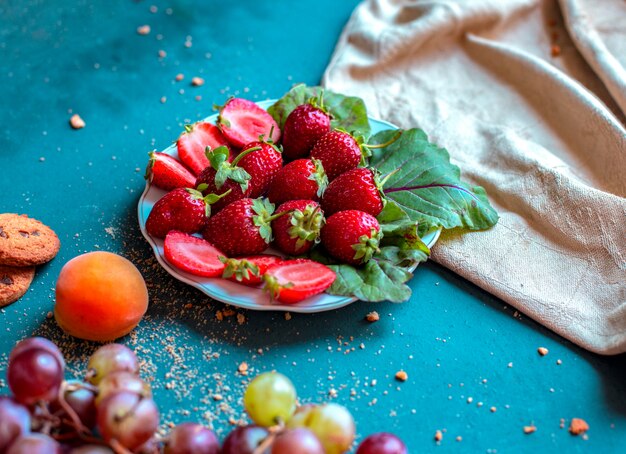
[137,100,440,313]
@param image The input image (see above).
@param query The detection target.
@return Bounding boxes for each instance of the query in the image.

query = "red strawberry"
[220,254,283,286]
[177,122,231,175]
[145,187,230,239]
[310,130,365,180]
[217,98,280,148]
[272,200,324,256]
[282,98,331,161]
[321,210,381,265]
[202,198,282,256]
[263,259,336,304]
[267,158,328,204]
[195,146,252,213]
[164,231,226,277]
[321,168,384,217]
[236,139,283,198]
[145,152,196,191]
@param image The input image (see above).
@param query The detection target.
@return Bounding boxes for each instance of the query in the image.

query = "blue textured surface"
[1,1,625,452]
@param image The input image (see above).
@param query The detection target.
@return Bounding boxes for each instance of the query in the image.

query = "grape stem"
[110,438,134,454]
[253,422,284,454]
[56,381,92,437]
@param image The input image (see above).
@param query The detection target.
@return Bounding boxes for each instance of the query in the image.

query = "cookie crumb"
[238,362,248,375]
[434,430,443,442]
[366,311,380,322]
[137,25,151,35]
[569,418,589,436]
[236,313,246,325]
[158,50,167,58]
[191,77,205,87]
[537,347,549,356]
[523,425,536,434]
[395,370,408,382]
[175,73,184,82]
[490,406,497,413]
[284,312,291,321]
[69,114,85,129]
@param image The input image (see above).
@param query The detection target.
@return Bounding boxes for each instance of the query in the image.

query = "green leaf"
[326,253,414,303]
[268,84,371,138]
[370,128,499,233]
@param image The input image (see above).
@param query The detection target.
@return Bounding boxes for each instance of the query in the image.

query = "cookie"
[0,213,61,266]
[0,265,35,307]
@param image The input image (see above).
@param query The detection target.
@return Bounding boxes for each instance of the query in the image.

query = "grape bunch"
[0,337,407,453]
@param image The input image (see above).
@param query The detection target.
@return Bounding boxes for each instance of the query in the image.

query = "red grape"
[0,397,31,452]
[87,344,139,385]
[5,433,61,454]
[50,382,97,430]
[164,422,219,454]
[9,337,65,369]
[96,391,159,450]
[8,348,64,405]
[355,432,408,454]
[221,425,269,454]
[95,371,151,405]
[69,446,114,454]
[271,428,324,454]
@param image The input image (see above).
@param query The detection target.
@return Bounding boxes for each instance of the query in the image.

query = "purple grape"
[355,432,408,454]
[6,433,62,454]
[164,423,219,454]
[271,428,324,454]
[9,337,65,369]
[50,382,97,430]
[221,425,269,454]
[96,391,159,451]
[8,348,64,405]
[0,397,31,452]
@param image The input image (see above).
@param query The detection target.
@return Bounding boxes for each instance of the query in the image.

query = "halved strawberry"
[220,254,283,286]
[263,259,336,304]
[217,98,281,148]
[164,231,226,277]
[146,152,196,191]
[177,122,231,175]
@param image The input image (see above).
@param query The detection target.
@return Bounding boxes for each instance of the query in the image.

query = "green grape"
[243,372,297,427]
[287,403,355,454]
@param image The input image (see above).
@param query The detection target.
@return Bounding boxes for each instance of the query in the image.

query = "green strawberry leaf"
[268,84,371,138]
[369,128,499,235]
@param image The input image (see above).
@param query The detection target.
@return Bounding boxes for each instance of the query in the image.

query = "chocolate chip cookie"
[0,213,61,266]
[0,265,35,307]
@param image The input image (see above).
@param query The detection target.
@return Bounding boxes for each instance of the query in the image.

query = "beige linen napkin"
[323,0,626,354]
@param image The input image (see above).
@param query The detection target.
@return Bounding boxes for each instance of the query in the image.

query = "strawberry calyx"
[308,158,329,198]
[262,274,294,301]
[306,91,331,117]
[206,146,252,192]
[145,150,158,180]
[187,186,232,218]
[287,205,324,250]
[219,256,261,282]
[351,228,381,264]
[251,198,286,244]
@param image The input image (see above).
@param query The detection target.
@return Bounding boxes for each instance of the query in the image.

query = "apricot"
[54,251,148,342]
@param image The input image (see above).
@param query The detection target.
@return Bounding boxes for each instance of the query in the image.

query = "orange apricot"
[54,251,148,342]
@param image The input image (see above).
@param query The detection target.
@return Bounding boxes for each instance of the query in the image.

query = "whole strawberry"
[267,158,328,204]
[272,200,324,256]
[195,146,252,213]
[310,130,364,180]
[237,139,283,198]
[145,152,196,191]
[146,187,229,239]
[282,97,331,161]
[321,210,381,266]
[176,122,231,175]
[202,198,282,256]
[321,167,385,217]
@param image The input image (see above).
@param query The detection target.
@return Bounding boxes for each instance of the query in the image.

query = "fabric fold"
[323,0,626,354]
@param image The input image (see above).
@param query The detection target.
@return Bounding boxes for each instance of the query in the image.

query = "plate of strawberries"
[138,85,498,312]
